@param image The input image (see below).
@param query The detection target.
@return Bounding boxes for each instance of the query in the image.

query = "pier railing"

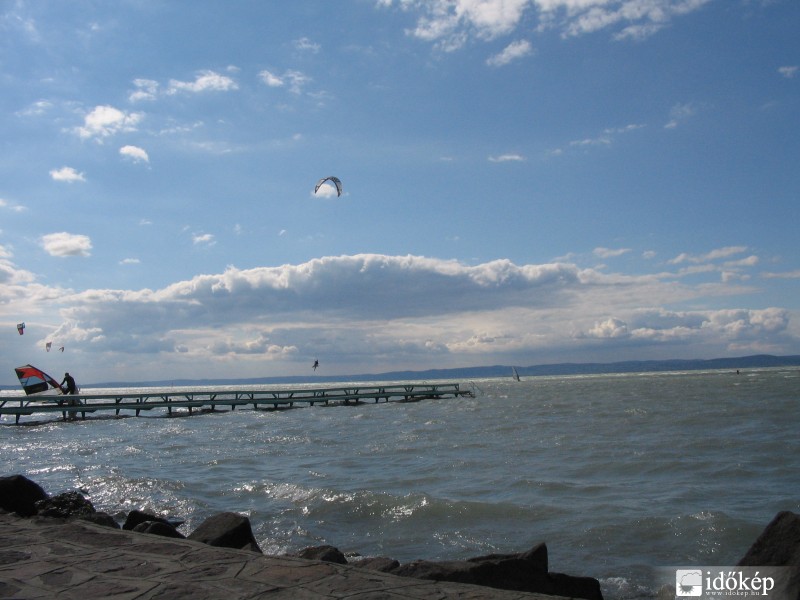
[0,382,474,424]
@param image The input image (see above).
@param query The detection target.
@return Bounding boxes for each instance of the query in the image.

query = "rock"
[0,474,49,517]
[738,511,800,567]
[350,556,401,572]
[79,511,121,529]
[123,509,173,531]
[187,512,262,553]
[393,543,603,600]
[132,520,185,538]
[34,491,95,519]
[293,545,348,565]
[738,511,800,600]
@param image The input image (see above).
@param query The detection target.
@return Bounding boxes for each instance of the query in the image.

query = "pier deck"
[0,382,474,424]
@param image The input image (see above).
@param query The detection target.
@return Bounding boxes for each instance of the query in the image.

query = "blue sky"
[2,0,799,385]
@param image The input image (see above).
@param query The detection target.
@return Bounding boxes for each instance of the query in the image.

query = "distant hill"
[10,353,794,390]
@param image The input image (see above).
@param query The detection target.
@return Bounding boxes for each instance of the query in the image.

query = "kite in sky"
[314,176,342,197]
[17,322,25,335]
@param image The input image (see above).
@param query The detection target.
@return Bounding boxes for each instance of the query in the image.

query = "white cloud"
[167,70,238,94]
[16,100,53,117]
[664,101,697,129]
[120,258,141,265]
[50,166,86,183]
[192,233,216,246]
[293,37,321,53]
[0,198,26,212]
[486,39,533,66]
[586,317,629,339]
[762,269,800,280]
[259,69,285,87]
[119,145,150,163]
[388,0,712,49]
[259,69,312,94]
[129,78,159,102]
[594,247,631,258]
[40,232,92,257]
[488,153,525,162]
[778,65,798,79]
[669,246,748,265]
[2,252,797,381]
[75,105,143,140]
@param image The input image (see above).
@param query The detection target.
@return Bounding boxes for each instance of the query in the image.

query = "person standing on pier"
[60,372,78,395]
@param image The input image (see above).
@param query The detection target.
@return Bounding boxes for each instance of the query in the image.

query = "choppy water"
[3,368,799,599]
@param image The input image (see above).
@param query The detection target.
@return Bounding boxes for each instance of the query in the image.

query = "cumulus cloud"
[1,252,796,381]
[385,0,712,49]
[40,232,92,257]
[129,78,159,102]
[119,145,149,163]
[50,166,86,183]
[486,39,533,66]
[167,70,238,94]
[586,317,630,339]
[778,66,798,79]
[75,105,143,140]
[258,69,312,94]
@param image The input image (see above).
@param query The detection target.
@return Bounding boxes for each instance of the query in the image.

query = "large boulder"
[350,556,401,572]
[738,511,800,567]
[738,511,800,600]
[80,511,121,529]
[393,542,602,600]
[187,512,262,552]
[123,509,174,531]
[0,474,48,517]
[132,520,185,539]
[34,491,95,519]
[293,545,348,565]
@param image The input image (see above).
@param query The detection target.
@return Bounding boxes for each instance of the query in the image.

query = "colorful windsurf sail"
[14,364,63,396]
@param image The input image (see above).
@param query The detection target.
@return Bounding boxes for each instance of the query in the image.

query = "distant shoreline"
[5,353,798,391]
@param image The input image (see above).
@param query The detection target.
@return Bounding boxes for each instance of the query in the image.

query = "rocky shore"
[2,474,799,599]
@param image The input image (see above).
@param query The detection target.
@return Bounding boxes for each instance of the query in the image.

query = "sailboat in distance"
[511,366,521,382]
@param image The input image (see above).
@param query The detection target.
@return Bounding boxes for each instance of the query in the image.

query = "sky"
[1,0,799,385]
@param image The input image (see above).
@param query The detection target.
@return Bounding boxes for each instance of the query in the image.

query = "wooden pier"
[0,382,474,424]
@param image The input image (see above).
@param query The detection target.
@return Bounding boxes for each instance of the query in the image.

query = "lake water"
[3,367,799,599]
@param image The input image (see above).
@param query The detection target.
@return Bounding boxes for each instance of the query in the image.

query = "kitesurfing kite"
[314,176,342,197]
[17,322,25,335]
[46,342,52,352]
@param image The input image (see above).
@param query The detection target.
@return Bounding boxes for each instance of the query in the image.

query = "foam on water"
[4,368,799,599]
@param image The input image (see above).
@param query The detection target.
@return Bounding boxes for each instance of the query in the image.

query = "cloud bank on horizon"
[1,0,798,383]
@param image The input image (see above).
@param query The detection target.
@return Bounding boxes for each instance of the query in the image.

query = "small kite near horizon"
[17,322,25,335]
[314,176,342,197]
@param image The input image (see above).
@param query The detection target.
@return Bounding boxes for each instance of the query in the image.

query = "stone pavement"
[0,512,556,599]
